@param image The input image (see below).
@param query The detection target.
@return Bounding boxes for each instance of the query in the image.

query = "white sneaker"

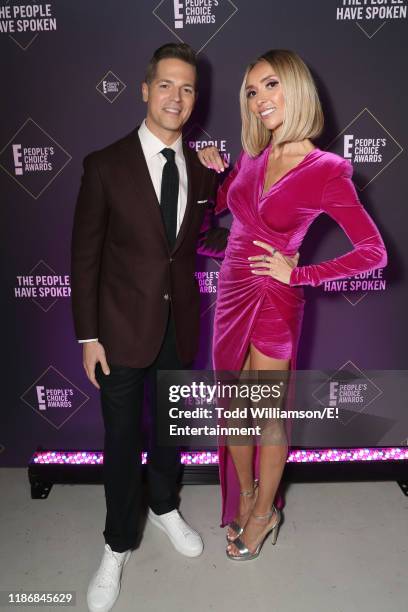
[86,544,131,612]
[148,508,203,558]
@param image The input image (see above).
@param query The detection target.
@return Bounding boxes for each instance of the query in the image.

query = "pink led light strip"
[30,447,408,466]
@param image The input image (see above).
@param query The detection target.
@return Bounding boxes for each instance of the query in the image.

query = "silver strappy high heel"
[226,504,281,561]
[226,480,258,542]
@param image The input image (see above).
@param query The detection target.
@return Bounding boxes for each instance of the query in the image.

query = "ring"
[271,248,276,255]
[262,254,267,262]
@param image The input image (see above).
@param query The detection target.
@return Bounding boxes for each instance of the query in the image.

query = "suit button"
[169,258,174,263]
[163,293,169,301]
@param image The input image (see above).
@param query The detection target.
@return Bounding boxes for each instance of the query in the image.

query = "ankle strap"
[252,504,276,521]
[239,480,259,497]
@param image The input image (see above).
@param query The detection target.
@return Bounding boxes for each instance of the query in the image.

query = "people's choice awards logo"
[184,124,231,166]
[328,108,403,191]
[14,260,71,312]
[0,118,71,199]
[324,108,395,305]
[336,0,407,38]
[96,71,127,103]
[323,269,387,306]
[196,259,222,318]
[187,124,231,315]
[21,366,89,430]
[0,1,57,50]
[153,0,238,53]
[195,270,219,294]
[312,361,383,427]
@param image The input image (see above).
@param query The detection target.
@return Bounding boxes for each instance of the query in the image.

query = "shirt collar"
[138,119,184,162]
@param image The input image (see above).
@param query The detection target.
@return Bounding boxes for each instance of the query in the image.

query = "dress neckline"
[260,146,320,200]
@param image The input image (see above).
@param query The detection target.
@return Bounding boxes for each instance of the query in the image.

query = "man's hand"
[83,341,110,389]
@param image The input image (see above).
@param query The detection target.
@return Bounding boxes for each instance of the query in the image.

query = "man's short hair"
[145,43,198,87]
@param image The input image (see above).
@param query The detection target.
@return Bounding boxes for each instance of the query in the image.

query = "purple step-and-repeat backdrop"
[1,1,407,466]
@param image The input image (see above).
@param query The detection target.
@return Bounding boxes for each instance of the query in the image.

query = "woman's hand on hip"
[248,240,300,285]
[197,146,229,173]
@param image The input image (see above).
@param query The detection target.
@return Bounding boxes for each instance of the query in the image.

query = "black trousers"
[95,311,184,552]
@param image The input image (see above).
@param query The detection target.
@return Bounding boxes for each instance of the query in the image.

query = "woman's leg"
[227,343,289,555]
[225,350,256,537]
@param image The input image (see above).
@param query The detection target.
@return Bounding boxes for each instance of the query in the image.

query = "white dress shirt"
[78,119,188,344]
[138,119,188,233]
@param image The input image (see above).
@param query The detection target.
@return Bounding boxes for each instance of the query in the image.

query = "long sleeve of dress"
[195,151,245,258]
[196,166,229,257]
[215,150,244,214]
[289,158,387,287]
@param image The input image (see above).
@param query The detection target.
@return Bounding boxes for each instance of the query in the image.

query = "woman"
[197,49,387,561]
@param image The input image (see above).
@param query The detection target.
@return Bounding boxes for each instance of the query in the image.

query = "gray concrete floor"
[1,469,407,612]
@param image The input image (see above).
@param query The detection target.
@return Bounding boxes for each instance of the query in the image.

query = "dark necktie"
[160,148,179,250]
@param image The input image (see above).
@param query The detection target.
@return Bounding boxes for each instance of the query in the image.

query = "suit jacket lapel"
[120,128,201,255]
[172,142,200,254]
[120,128,168,250]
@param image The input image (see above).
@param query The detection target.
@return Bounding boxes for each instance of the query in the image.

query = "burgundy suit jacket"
[71,127,216,367]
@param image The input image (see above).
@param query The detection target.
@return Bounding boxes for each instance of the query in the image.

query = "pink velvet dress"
[213,145,387,526]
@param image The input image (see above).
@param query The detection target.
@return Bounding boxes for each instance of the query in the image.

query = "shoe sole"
[148,513,203,558]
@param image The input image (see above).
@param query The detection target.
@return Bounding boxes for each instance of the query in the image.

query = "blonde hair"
[239,49,324,157]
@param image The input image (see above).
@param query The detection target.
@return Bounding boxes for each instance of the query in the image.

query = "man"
[71,43,218,612]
